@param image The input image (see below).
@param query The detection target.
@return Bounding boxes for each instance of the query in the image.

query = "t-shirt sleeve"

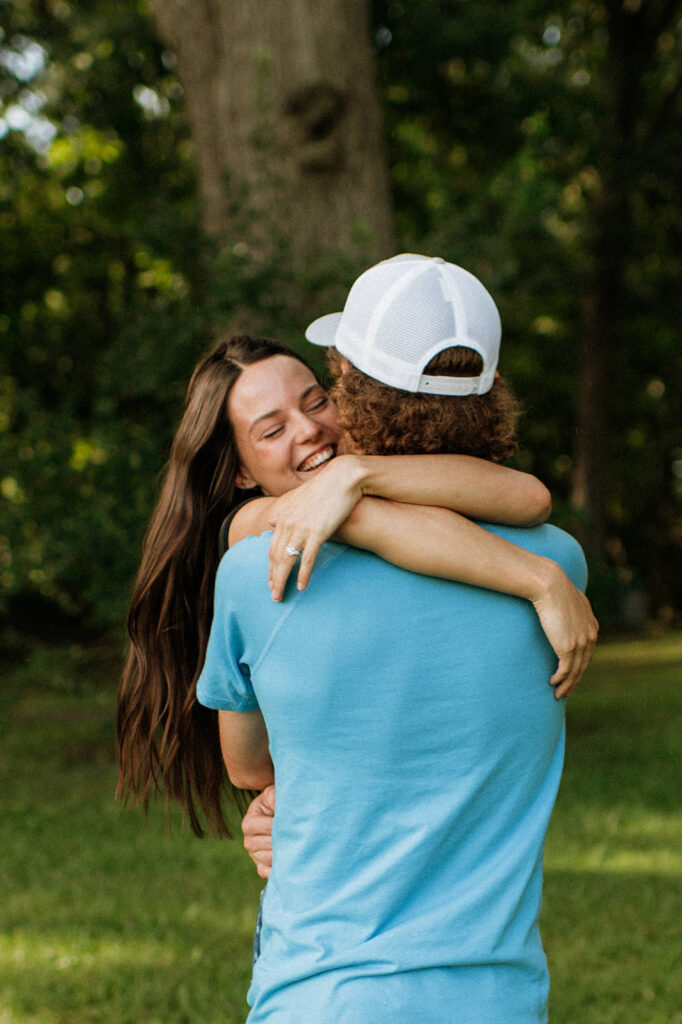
[196,563,259,713]
[554,529,589,592]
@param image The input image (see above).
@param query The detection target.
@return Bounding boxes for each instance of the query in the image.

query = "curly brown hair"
[328,346,519,463]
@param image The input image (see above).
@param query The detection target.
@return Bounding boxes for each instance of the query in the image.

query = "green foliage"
[0,0,201,625]
[0,0,377,630]
[1,0,681,631]
[374,0,682,622]
[1,633,681,1022]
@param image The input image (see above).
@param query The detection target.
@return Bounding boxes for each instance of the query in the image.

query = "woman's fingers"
[296,537,324,592]
[571,629,598,694]
[269,538,302,601]
[549,615,598,699]
[534,576,598,699]
[269,521,318,600]
[552,659,578,699]
[549,653,571,691]
[270,535,322,600]
[268,519,328,600]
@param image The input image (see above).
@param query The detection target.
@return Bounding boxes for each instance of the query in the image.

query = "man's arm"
[218,709,274,791]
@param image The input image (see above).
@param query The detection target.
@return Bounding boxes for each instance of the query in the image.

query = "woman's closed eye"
[262,398,327,438]
[307,396,328,413]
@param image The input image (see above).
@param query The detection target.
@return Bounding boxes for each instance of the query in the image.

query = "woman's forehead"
[228,355,319,425]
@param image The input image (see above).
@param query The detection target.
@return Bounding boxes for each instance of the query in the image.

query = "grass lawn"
[1,633,681,1023]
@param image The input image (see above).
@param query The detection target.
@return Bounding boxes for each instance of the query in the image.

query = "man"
[197,255,593,1023]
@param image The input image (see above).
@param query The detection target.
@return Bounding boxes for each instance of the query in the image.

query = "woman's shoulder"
[218,495,267,555]
[223,495,278,550]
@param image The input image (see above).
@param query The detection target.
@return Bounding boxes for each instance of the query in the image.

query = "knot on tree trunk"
[283,82,347,172]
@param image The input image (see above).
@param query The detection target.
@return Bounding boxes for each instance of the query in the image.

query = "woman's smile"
[298,444,336,473]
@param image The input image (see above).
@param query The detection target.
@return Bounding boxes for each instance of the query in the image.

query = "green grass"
[542,632,682,1024]
[1,634,681,1023]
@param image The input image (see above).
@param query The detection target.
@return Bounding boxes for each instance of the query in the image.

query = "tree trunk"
[572,0,675,559]
[148,0,394,265]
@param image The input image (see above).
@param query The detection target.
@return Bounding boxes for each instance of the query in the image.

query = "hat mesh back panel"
[453,273,494,346]
[374,274,457,362]
[344,264,408,340]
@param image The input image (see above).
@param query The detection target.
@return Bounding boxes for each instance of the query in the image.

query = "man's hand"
[242,785,275,879]
[532,564,599,699]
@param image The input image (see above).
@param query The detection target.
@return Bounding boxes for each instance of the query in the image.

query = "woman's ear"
[235,466,258,490]
[339,356,352,375]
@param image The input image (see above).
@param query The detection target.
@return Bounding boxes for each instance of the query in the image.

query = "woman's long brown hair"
[117,334,312,837]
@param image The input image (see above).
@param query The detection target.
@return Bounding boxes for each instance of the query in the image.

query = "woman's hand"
[267,456,365,601]
[242,785,275,879]
[531,564,599,698]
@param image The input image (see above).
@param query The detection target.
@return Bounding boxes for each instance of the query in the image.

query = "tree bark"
[571,0,677,558]
[148,0,394,265]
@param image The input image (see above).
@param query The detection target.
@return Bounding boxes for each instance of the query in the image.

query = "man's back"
[198,523,587,1024]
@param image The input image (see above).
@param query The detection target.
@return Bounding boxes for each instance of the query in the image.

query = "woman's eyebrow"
[248,384,321,435]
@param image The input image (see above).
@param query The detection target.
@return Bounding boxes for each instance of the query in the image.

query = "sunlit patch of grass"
[546,806,682,874]
[588,630,682,667]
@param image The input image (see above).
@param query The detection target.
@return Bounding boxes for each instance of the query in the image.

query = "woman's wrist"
[522,554,563,606]
[345,454,393,498]
[331,453,371,501]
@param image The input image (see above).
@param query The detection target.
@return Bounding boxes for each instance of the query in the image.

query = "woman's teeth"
[299,446,335,472]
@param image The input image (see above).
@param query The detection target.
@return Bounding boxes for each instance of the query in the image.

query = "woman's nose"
[292,411,321,442]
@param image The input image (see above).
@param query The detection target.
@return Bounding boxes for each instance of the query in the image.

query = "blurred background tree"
[147,0,394,263]
[0,0,680,642]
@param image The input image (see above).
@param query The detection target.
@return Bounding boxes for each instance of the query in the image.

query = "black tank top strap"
[218,496,260,558]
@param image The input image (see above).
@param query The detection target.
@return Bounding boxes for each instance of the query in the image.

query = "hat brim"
[305,312,342,348]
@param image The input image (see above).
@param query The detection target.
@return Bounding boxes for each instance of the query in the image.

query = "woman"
[117,333,595,836]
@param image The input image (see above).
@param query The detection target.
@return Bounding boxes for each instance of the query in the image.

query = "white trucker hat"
[305,254,501,396]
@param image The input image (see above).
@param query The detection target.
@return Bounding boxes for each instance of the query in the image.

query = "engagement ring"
[285,544,301,557]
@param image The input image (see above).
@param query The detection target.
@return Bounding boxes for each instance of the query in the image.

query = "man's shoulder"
[216,533,349,600]
[219,530,270,566]
[215,532,269,591]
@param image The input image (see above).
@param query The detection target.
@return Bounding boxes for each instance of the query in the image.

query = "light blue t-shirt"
[197,523,587,1024]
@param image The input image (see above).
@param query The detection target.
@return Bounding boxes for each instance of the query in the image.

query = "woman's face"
[228,355,341,496]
